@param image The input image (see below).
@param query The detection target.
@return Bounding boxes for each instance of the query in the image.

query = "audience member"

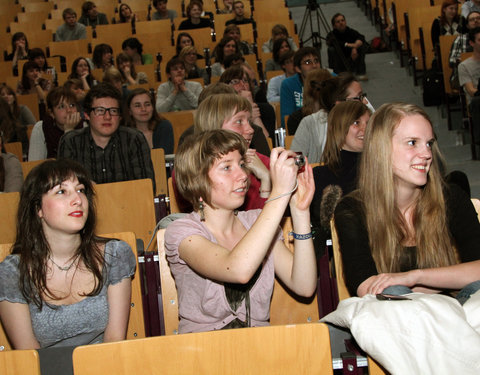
[280,47,321,126]
[118,3,137,23]
[292,73,368,163]
[69,57,95,91]
[326,13,367,80]
[178,82,270,156]
[17,61,52,103]
[179,46,209,84]
[458,26,480,145]
[156,58,202,112]
[262,24,298,53]
[287,68,332,135]
[220,65,275,139]
[0,131,23,193]
[310,101,370,254]
[102,67,129,100]
[431,0,461,47]
[5,32,29,73]
[223,24,253,55]
[0,84,36,127]
[124,88,174,153]
[64,79,87,115]
[218,0,233,14]
[0,97,28,157]
[449,10,480,67]
[152,0,177,21]
[462,0,480,18]
[122,38,153,65]
[29,87,83,161]
[225,1,252,26]
[58,83,155,188]
[78,1,109,26]
[91,44,114,71]
[165,129,316,333]
[267,50,296,103]
[0,159,136,348]
[116,52,148,85]
[55,8,87,42]
[178,0,212,30]
[334,103,480,300]
[174,32,203,59]
[211,37,241,76]
[265,38,292,72]
[28,48,57,85]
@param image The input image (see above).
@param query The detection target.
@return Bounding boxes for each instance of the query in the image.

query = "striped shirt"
[58,126,155,192]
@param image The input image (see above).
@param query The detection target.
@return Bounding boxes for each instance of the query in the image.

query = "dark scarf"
[42,117,82,158]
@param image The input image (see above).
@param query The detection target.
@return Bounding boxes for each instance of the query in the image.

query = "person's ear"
[84,111,90,121]
[295,65,301,74]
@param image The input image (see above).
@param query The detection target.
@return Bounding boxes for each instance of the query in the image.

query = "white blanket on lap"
[321,291,480,374]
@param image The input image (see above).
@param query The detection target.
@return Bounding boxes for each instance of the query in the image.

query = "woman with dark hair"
[310,101,370,254]
[334,102,480,300]
[431,0,461,47]
[118,3,137,23]
[174,32,204,60]
[28,48,57,85]
[91,44,114,71]
[16,61,52,102]
[178,0,212,30]
[265,38,292,72]
[116,53,148,86]
[0,84,36,127]
[0,128,23,193]
[211,37,240,77]
[291,72,370,163]
[165,129,316,333]
[0,97,28,158]
[69,57,95,91]
[125,88,174,154]
[220,65,275,139]
[261,24,298,53]
[28,87,83,161]
[223,24,253,55]
[0,159,136,349]
[5,32,29,72]
[122,38,153,65]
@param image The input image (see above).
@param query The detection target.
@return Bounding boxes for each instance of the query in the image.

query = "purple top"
[164,209,283,333]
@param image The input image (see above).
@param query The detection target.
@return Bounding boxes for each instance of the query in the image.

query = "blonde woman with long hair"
[334,103,480,302]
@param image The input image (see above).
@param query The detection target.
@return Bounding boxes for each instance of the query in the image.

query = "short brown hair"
[46,86,77,111]
[175,129,248,210]
[194,93,251,133]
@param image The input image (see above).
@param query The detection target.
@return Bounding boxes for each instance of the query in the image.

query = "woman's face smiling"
[342,112,370,152]
[129,93,154,123]
[223,40,237,56]
[391,114,434,192]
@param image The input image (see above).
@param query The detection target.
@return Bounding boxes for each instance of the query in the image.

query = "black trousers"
[468,96,480,145]
[327,44,366,75]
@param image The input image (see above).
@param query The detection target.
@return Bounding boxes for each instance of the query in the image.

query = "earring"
[199,199,205,222]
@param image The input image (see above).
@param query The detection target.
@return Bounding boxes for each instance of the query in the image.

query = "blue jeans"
[382,280,480,305]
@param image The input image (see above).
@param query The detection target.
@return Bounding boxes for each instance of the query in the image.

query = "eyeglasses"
[56,103,76,110]
[91,106,121,116]
[345,93,367,102]
[229,78,248,85]
[301,58,319,65]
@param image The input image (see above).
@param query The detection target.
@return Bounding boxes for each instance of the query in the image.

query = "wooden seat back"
[95,179,157,252]
[20,160,48,180]
[161,110,195,153]
[0,192,19,244]
[151,148,168,195]
[4,142,22,161]
[72,323,333,374]
[0,349,40,374]
[439,34,457,94]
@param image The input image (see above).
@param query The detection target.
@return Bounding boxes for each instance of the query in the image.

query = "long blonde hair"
[357,102,457,273]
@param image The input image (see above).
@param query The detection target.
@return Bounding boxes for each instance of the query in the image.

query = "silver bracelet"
[264,180,298,204]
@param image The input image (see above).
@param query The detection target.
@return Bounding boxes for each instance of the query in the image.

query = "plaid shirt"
[58,126,155,192]
[449,34,473,67]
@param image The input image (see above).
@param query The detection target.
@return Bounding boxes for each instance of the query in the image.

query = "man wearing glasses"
[58,83,155,190]
[326,13,367,81]
[280,47,322,127]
